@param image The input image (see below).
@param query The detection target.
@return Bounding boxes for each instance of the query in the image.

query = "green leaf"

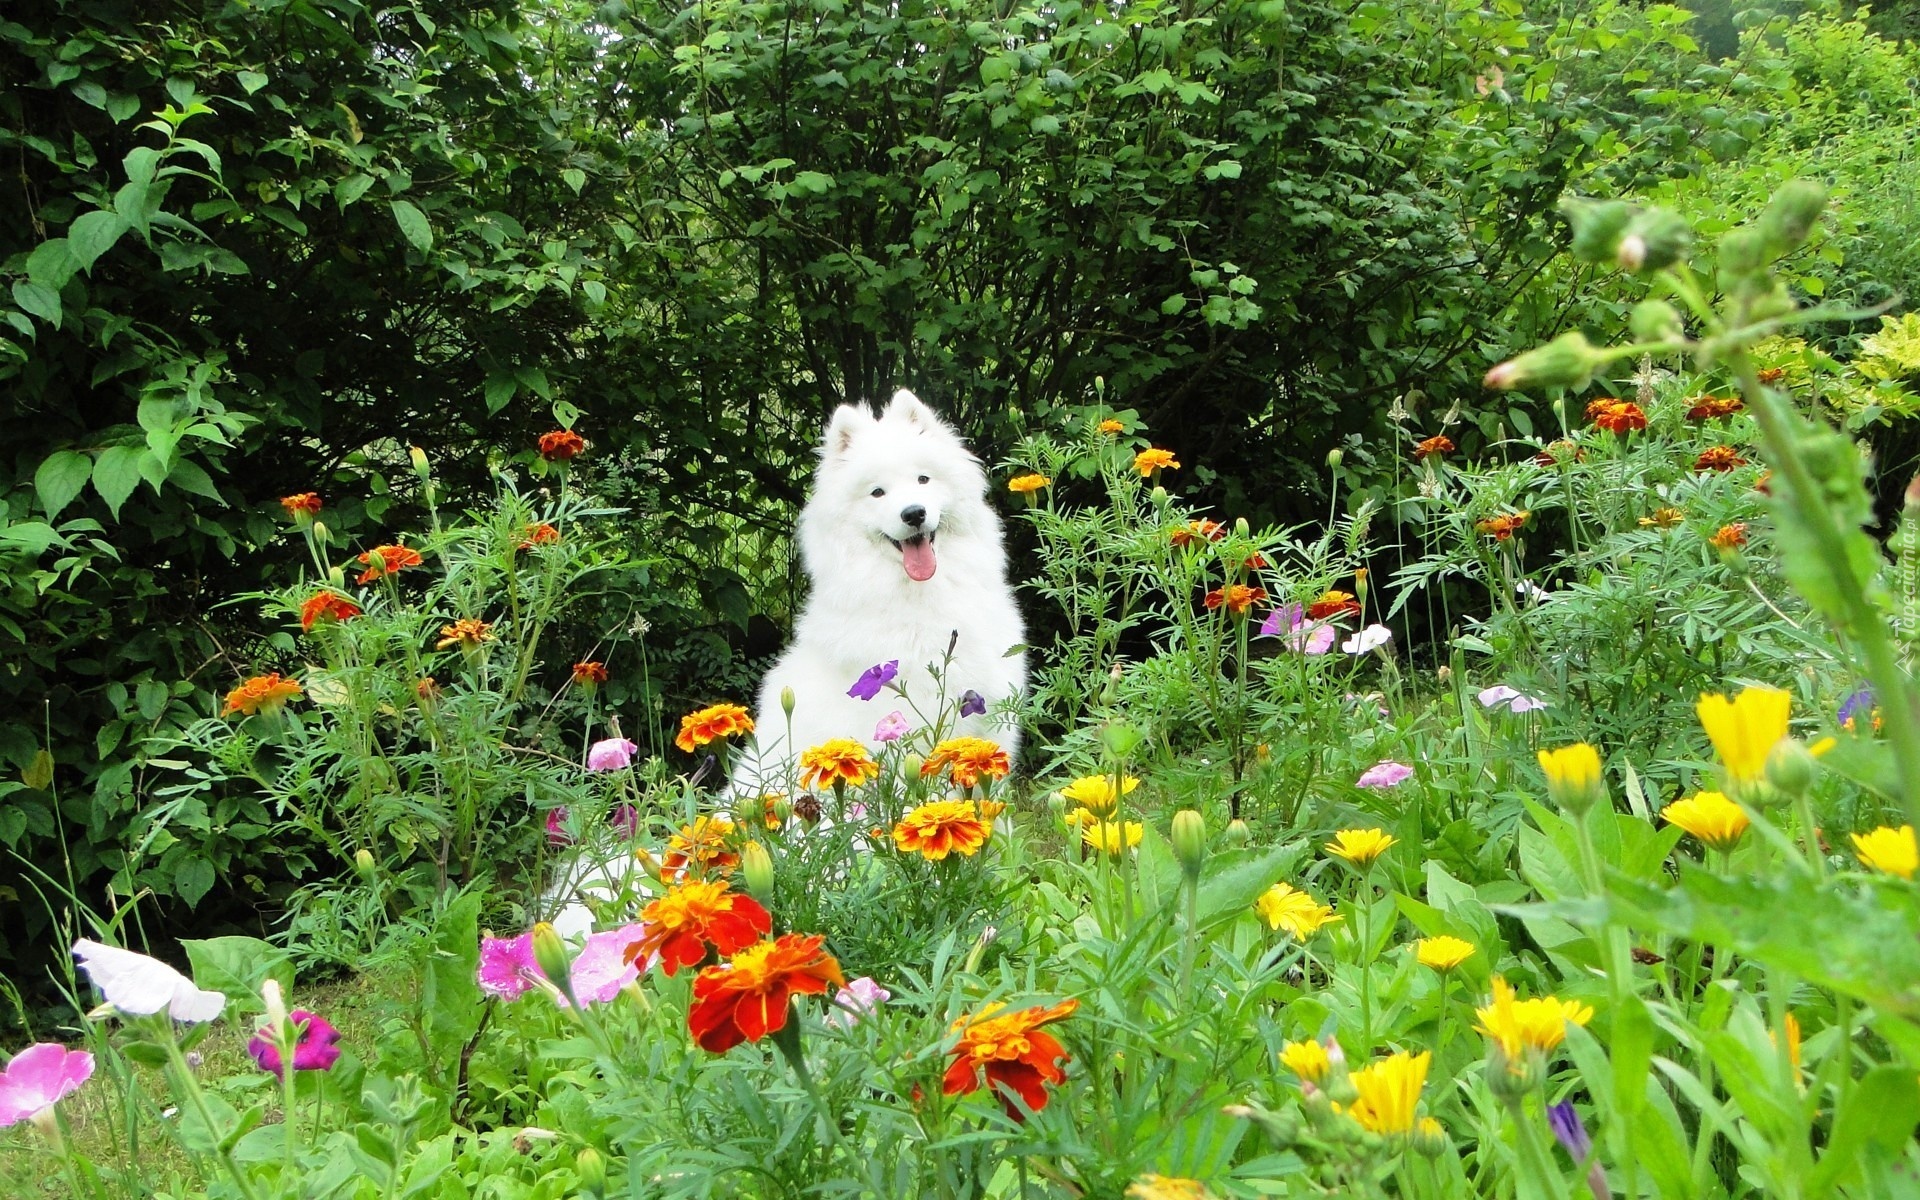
[1808,1067,1920,1196]
[418,892,484,1066]
[27,239,80,290]
[391,199,433,252]
[68,210,128,271]
[483,372,517,414]
[174,857,215,908]
[0,522,63,557]
[335,173,376,209]
[35,450,94,519]
[13,280,63,327]
[92,445,145,519]
[1199,842,1304,927]
[236,70,268,95]
[183,935,291,1009]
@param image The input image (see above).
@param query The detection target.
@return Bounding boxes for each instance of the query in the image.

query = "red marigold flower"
[1307,590,1361,620]
[435,618,494,651]
[1757,368,1786,386]
[1582,397,1621,423]
[1414,435,1455,460]
[224,673,302,717]
[1686,395,1744,421]
[1170,519,1225,548]
[538,430,586,462]
[355,543,423,584]
[1243,551,1270,571]
[922,737,1012,791]
[1204,584,1268,614]
[687,933,845,1053]
[1754,470,1773,495]
[662,815,740,876]
[300,590,362,632]
[1709,522,1748,550]
[1476,511,1530,541]
[571,661,609,687]
[519,522,561,550]
[943,999,1079,1118]
[1693,446,1747,472]
[676,703,755,754]
[1591,401,1648,434]
[279,493,323,520]
[628,878,772,977]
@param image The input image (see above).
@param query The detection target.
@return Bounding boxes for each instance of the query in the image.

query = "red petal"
[942,1054,980,1097]
[986,1061,1051,1116]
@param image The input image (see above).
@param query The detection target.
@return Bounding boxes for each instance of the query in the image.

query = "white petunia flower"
[72,940,227,1023]
[1341,624,1393,655]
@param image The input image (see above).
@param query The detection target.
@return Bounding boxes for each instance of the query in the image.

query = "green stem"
[1507,1094,1572,1200]
[162,1034,265,1200]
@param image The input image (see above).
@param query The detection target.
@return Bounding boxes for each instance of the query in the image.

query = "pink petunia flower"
[610,804,639,838]
[478,933,545,1001]
[1477,684,1548,714]
[1356,761,1414,789]
[546,808,573,847]
[587,737,639,772]
[1260,604,1335,655]
[0,1044,93,1129]
[565,924,649,1005]
[826,976,891,1029]
[873,711,910,742]
[246,1010,342,1078]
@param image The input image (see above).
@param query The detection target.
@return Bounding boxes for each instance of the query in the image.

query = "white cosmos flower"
[72,940,227,1023]
[1341,624,1392,655]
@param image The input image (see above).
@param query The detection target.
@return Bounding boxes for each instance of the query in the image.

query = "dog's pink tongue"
[902,536,937,582]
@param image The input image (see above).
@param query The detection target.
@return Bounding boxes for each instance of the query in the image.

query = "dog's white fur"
[732,390,1027,789]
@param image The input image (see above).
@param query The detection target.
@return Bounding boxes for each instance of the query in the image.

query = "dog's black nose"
[900,504,927,528]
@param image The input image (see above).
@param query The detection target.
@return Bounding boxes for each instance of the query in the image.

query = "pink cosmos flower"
[1477,685,1548,714]
[0,1044,93,1128]
[1357,761,1414,789]
[546,808,573,846]
[611,804,639,838]
[478,933,544,1001]
[587,737,639,771]
[826,977,891,1029]
[246,1010,342,1078]
[1341,624,1392,655]
[874,711,910,742]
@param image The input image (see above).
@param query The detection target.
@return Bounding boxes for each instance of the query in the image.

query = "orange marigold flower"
[1007,473,1051,495]
[1591,400,1648,434]
[922,737,1012,791]
[300,590,362,632]
[1686,395,1745,420]
[1097,419,1126,435]
[1754,470,1773,495]
[279,492,323,519]
[676,703,755,754]
[355,543,423,584]
[538,430,585,461]
[1307,590,1361,620]
[435,618,494,651]
[571,661,609,686]
[1694,446,1747,472]
[1243,551,1270,570]
[224,673,302,717]
[1414,435,1455,460]
[1204,584,1268,614]
[1475,512,1530,541]
[943,999,1079,1118]
[1170,519,1225,548]
[687,933,845,1053]
[520,522,561,549]
[893,799,993,860]
[663,815,740,876]
[799,739,880,790]
[1709,522,1748,550]
[629,878,772,977]
[415,677,442,703]
[1638,506,1685,529]
[1134,448,1180,476]
[1757,367,1786,386]
[1583,397,1621,422]
[759,793,787,829]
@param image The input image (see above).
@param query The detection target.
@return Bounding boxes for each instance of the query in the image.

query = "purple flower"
[1258,603,1304,638]
[1357,761,1414,789]
[1839,687,1875,729]
[478,933,545,1000]
[0,1044,93,1129]
[826,977,891,1029]
[587,737,639,772]
[848,660,900,701]
[546,808,573,847]
[1259,604,1335,655]
[874,711,910,742]
[958,690,987,718]
[566,924,648,1005]
[1477,684,1547,714]
[1547,1102,1609,1200]
[610,804,639,838]
[246,1010,342,1078]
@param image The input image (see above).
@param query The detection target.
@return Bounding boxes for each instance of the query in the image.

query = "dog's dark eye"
[917,475,929,484]
[870,487,886,498]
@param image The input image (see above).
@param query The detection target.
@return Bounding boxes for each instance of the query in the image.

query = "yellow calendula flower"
[1254,883,1341,940]
[1660,791,1750,852]
[1344,1050,1430,1135]
[1325,828,1396,867]
[1083,820,1145,856]
[1126,1177,1217,1200]
[1007,472,1051,495]
[1415,936,1476,972]
[1536,743,1604,813]
[1475,976,1593,1069]
[1851,824,1918,879]
[1279,1039,1331,1083]
[1775,1011,1803,1073]
[1098,418,1127,435]
[1057,774,1140,816]
[1697,686,1791,786]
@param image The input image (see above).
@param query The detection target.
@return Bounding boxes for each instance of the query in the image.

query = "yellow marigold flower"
[1415,935,1476,971]
[1007,472,1051,495]
[1279,1039,1331,1083]
[1084,820,1144,856]
[1660,791,1749,852]
[1127,1177,1216,1200]
[1345,1050,1430,1136]
[675,702,755,754]
[892,799,992,861]
[1537,743,1604,813]
[1134,447,1180,476]
[1057,774,1140,816]
[1325,828,1396,867]
[922,737,1011,790]
[799,739,880,790]
[1098,418,1126,435]
[662,815,739,875]
[1475,976,1593,1069]
[1638,506,1685,529]
[1254,882,1341,940]
[1697,686,1791,786]
[1851,824,1918,879]
[435,617,494,651]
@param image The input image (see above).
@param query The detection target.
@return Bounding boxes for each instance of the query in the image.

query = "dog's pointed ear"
[825,404,872,457]
[883,389,937,429]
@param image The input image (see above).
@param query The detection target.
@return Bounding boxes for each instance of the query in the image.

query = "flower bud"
[1718,226,1769,277]
[261,979,289,1035]
[1436,664,1452,684]
[1616,208,1692,273]
[408,445,431,479]
[1326,448,1344,469]
[1046,791,1070,818]
[1487,1047,1544,1096]
[1223,817,1252,846]
[353,848,377,880]
[1757,180,1827,257]
[1764,738,1817,799]
[310,521,330,547]
[1170,810,1206,883]
[1412,1116,1450,1158]
[1224,1102,1300,1148]
[780,686,796,719]
[530,922,574,999]
[1483,331,1606,392]
[1537,743,1605,817]
[1234,517,1250,538]
[1150,486,1169,505]
[575,1147,606,1197]
[327,565,346,589]
[1629,298,1684,345]
[741,841,775,909]
[772,795,793,824]
[1560,196,1636,264]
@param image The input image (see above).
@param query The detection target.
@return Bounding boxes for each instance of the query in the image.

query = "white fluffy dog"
[732,390,1027,789]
